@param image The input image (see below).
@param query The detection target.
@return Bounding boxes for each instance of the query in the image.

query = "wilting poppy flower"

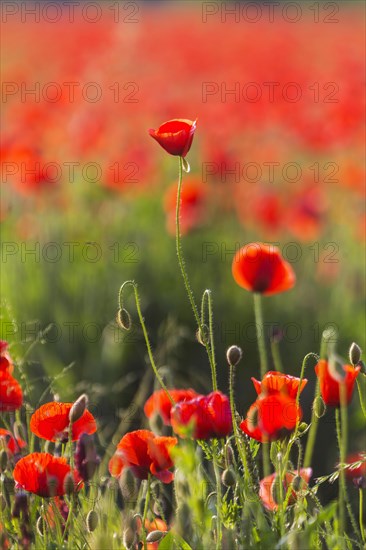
[0,371,23,411]
[259,468,312,510]
[315,359,361,407]
[251,371,308,400]
[144,388,198,425]
[13,453,82,497]
[163,179,208,235]
[170,391,232,440]
[0,428,26,455]
[240,393,301,442]
[148,119,197,157]
[0,340,14,373]
[109,430,177,484]
[30,402,97,442]
[232,243,295,295]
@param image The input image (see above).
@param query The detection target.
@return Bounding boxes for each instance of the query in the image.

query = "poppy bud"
[69,394,88,424]
[119,468,138,503]
[47,476,58,497]
[349,343,362,366]
[0,450,8,472]
[196,324,210,346]
[86,510,99,532]
[123,526,136,549]
[226,345,243,367]
[298,422,308,434]
[116,308,132,331]
[353,476,366,490]
[222,467,236,487]
[13,421,27,444]
[139,497,146,515]
[313,396,326,418]
[149,412,165,434]
[63,473,76,495]
[225,444,234,466]
[292,475,303,492]
[36,517,45,537]
[146,530,166,543]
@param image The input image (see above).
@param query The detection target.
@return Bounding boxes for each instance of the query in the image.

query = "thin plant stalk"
[359,489,365,543]
[213,451,222,550]
[303,379,320,469]
[141,475,151,550]
[176,156,217,391]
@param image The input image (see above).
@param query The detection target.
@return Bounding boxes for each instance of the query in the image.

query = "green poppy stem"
[253,293,268,379]
[176,156,217,391]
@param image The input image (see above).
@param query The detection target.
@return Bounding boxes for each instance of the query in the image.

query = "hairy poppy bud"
[64,473,76,495]
[146,530,166,543]
[36,517,45,537]
[292,475,303,492]
[116,308,132,331]
[349,343,362,366]
[222,467,236,487]
[123,527,136,549]
[298,422,308,434]
[0,450,8,472]
[120,468,138,503]
[196,324,210,346]
[225,444,234,466]
[69,394,88,424]
[313,396,326,418]
[226,345,243,367]
[47,476,58,497]
[86,510,99,532]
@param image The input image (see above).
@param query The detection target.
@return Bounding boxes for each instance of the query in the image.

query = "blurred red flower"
[344,452,366,481]
[0,428,26,455]
[144,388,198,425]
[170,391,232,440]
[315,359,361,407]
[149,119,197,157]
[232,243,296,295]
[164,179,208,235]
[13,453,82,497]
[240,393,301,442]
[259,468,312,511]
[0,371,23,412]
[251,371,308,400]
[109,429,177,484]
[0,340,14,373]
[30,402,97,442]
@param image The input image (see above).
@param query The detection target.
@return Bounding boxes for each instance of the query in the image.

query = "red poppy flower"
[315,359,361,407]
[251,371,308,400]
[13,453,82,497]
[109,430,177,484]
[144,388,198,425]
[170,391,232,440]
[0,371,23,411]
[240,393,301,442]
[164,179,208,236]
[30,402,97,442]
[344,452,366,480]
[232,243,296,295]
[0,340,14,373]
[0,428,26,455]
[259,468,312,511]
[148,119,197,157]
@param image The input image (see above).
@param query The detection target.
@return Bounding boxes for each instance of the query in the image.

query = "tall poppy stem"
[335,406,346,539]
[359,489,365,543]
[253,293,270,477]
[213,447,222,549]
[303,379,320,468]
[176,156,217,391]
[253,293,268,379]
[142,474,151,550]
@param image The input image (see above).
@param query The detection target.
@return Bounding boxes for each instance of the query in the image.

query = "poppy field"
[1,2,366,549]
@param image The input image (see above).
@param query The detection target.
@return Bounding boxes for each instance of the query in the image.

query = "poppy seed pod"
[69,394,88,424]
[222,467,236,487]
[349,342,362,366]
[226,345,243,367]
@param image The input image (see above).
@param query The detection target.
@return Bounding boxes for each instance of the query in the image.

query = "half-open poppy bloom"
[251,371,308,400]
[148,119,197,157]
[13,453,82,497]
[232,243,296,295]
[315,359,361,407]
[164,179,208,236]
[240,393,302,442]
[109,430,177,484]
[0,371,23,411]
[144,388,198,425]
[259,468,312,510]
[0,428,26,455]
[170,391,232,440]
[0,340,14,373]
[30,402,97,442]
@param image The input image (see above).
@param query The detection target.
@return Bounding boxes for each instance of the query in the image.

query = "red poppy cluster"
[109,429,177,484]
[144,388,198,425]
[240,372,307,442]
[0,341,23,412]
